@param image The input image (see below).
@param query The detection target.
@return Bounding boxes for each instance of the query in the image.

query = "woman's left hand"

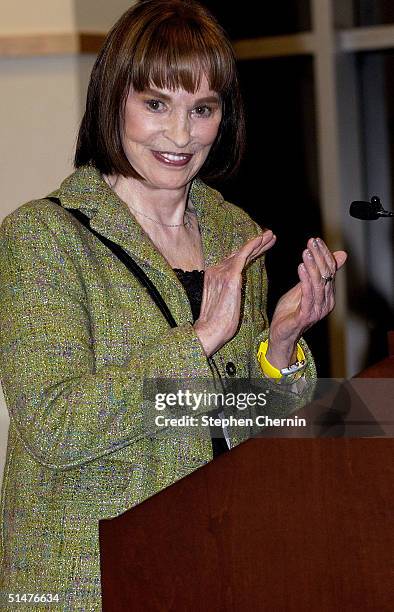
[266,237,347,369]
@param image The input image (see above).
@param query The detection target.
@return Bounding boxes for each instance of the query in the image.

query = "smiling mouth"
[151,150,193,166]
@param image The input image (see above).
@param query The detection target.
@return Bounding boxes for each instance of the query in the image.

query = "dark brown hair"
[74,0,245,182]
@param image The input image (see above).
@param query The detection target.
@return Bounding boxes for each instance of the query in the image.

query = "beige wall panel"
[0,0,75,34]
[75,0,136,32]
[0,56,81,214]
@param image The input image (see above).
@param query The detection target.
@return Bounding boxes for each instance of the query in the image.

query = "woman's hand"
[266,237,348,369]
[194,230,276,357]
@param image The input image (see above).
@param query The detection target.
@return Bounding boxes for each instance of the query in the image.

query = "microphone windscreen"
[349,201,379,220]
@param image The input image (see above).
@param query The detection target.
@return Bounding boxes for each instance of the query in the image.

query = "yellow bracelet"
[257,340,306,380]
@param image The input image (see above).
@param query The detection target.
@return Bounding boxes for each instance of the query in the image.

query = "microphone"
[350,196,394,220]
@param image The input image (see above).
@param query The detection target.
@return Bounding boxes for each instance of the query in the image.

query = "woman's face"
[121,73,222,191]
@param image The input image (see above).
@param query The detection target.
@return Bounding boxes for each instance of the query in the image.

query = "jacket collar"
[49,165,232,283]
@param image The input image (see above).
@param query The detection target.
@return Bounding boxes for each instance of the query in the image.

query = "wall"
[0,0,75,34]
[74,0,134,31]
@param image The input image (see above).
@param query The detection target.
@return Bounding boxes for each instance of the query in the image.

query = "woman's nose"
[164,112,191,148]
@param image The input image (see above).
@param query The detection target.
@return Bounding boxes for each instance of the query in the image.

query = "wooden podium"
[100,440,393,611]
[100,335,394,611]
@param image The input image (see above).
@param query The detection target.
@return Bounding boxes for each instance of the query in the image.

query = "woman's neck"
[103,173,191,226]
[102,172,204,270]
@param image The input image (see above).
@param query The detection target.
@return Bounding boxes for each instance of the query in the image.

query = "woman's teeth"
[160,152,191,161]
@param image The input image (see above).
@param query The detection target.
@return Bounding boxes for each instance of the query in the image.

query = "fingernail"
[311,239,318,249]
[305,249,313,259]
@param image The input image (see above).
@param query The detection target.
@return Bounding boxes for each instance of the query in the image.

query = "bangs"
[129,17,234,94]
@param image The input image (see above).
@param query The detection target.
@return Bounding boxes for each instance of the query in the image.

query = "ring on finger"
[321,272,334,285]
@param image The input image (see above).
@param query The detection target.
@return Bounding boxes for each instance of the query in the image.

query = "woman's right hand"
[194,230,276,357]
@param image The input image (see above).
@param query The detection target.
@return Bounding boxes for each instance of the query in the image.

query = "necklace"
[103,174,193,228]
[127,201,193,228]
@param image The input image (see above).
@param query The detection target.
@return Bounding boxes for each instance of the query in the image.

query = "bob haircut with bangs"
[75,0,245,182]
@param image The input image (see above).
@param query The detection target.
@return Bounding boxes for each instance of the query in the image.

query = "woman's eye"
[145,99,165,112]
[193,105,213,117]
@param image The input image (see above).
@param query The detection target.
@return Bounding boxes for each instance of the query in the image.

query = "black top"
[173,268,229,459]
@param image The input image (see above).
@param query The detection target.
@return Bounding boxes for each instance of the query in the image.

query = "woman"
[0,1,347,609]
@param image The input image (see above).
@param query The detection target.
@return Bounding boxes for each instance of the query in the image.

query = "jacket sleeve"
[0,207,212,470]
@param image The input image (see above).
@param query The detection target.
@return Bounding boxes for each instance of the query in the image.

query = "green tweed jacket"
[0,166,316,610]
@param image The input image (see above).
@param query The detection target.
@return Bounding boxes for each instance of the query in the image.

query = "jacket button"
[225,361,236,376]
